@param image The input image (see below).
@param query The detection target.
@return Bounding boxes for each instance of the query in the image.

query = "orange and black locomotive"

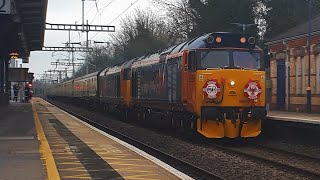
[47,32,267,138]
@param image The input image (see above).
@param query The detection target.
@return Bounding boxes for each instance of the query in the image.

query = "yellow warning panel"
[241,120,261,137]
[197,118,224,138]
[224,119,240,138]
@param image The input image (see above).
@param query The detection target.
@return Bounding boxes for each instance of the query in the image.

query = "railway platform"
[267,111,320,125]
[0,101,45,180]
[0,97,192,180]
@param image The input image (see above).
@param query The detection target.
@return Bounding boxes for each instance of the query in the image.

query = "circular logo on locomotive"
[203,80,221,99]
[244,81,261,100]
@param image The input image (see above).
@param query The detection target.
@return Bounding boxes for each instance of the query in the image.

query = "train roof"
[99,67,109,77]
[181,32,261,50]
[130,32,261,69]
[74,71,99,81]
[92,32,262,77]
[122,58,138,69]
[105,65,121,75]
[131,52,161,68]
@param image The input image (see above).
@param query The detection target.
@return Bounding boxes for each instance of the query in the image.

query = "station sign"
[0,0,11,14]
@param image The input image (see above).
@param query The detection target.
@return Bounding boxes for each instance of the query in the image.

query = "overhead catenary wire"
[75,0,102,25]
[71,0,109,42]
[64,0,115,73]
[89,0,116,24]
[90,0,140,40]
[54,0,139,76]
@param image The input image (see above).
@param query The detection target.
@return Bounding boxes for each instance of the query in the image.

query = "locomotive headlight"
[230,80,236,87]
[215,36,222,43]
[240,37,246,43]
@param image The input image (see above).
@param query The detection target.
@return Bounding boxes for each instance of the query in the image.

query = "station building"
[266,16,320,113]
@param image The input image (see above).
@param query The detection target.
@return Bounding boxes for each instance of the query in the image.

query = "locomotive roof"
[105,65,121,75]
[181,32,261,50]
[131,53,161,68]
[122,58,138,69]
[130,32,260,68]
[100,32,261,73]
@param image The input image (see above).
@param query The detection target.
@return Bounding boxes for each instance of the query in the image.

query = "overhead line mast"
[44,0,115,75]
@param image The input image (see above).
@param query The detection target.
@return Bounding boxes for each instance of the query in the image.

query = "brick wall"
[268,35,320,112]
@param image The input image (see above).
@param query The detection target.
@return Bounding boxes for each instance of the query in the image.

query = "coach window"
[316,54,320,94]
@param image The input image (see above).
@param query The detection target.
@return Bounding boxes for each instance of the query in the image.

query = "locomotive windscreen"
[196,50,261,70]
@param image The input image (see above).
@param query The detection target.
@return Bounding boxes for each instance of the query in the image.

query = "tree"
[263,0,320,39]
[73,44,117,78]
[153,0,260,38]
[189,0,259,37]
[74,8,179,77]
[111,8,180,61]
[152,0,196,38]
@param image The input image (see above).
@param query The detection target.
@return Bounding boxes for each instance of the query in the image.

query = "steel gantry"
[45,21,115,75]
[42,46,93,52]
[45,23,115,32]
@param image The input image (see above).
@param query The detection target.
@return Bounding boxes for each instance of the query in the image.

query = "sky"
[23,0,156,80]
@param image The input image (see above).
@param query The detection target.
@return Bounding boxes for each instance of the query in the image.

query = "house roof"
[266,15,320,45]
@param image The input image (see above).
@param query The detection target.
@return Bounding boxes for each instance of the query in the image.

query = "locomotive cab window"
[233,51,261,69]
[193,50,262,70]
[188,51,197,72]
[199,51,229,69]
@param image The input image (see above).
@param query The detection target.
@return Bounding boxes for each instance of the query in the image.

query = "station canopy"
[0,0,48,61]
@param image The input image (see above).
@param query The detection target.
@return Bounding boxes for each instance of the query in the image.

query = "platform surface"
[267,110,320,125]
[33,97,192,180]
[0,101,45,180]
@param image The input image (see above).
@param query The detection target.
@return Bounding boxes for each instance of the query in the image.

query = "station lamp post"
[306,0,312,113]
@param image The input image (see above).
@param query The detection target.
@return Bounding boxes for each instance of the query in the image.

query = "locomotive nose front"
[196,69,266,138]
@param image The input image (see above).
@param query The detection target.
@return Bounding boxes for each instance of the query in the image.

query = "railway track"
[253,142,320,163]
[46,99,226,180]
[211,141,320,179]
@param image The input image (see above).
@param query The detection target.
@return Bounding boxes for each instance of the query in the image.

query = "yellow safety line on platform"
[62,174,91,179]
[32,100,61,180]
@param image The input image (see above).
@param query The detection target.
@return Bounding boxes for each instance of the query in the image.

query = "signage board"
[0,0,11,14]
[8,68,29,82]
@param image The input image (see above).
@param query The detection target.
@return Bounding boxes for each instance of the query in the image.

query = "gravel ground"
[48,98,314,180]
[227,144,320,176]
[256,140,320,159]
